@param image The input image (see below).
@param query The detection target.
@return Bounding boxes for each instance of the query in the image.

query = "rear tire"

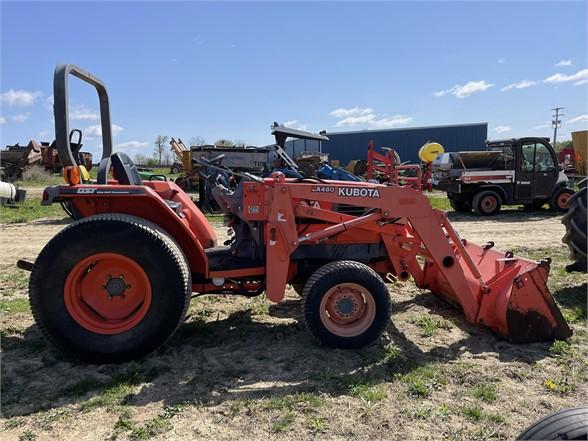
[550,187,575,212]
[517,406,588,440]
[562,184,587,273]
[473,190,502,216]
[29,214,191,363]
[302,261,390,349]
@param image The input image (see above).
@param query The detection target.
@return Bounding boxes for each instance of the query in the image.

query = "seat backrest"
[110,152,142,185]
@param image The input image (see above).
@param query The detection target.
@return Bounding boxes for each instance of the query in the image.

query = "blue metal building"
[284,123,488,164]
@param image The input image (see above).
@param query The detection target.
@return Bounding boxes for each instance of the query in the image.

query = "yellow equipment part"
[78,165,90,182]
[418,142,445,163]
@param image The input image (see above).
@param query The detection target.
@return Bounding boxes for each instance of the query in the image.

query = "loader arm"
[244,174,571,342]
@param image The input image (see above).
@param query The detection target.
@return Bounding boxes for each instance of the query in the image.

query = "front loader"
[25,64,572,363]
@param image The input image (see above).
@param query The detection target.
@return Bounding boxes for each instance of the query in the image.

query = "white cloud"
[0,116,6,124]
[334,114,375,127]
[11,113,30,123]
[544,68,588,86]
[39,130,51,138]
[498,57,506,64]
[329,107,373,118]
[531,122,551,131]
[0,89,42,106]
[434,80,494,98]
[494,125,511,133]
[45,95,54,110]
[70,106,99,121]
[500,80,537,91]
[555,60,572,67]
[282,120,308,131]
[331,109,412,129]
[115,141,149,150]
[568,114,588,124]
[84,123,124,138]
[370,115,413,129]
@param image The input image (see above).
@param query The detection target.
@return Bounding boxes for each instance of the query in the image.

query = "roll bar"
[53,64,113,166]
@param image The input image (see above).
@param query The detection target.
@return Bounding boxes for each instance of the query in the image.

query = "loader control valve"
[103,275,130,299]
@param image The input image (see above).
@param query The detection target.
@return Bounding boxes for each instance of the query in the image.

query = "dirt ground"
[1,211,587,440]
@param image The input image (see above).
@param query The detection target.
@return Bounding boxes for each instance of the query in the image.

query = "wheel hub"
[319,283,376,337]
[64,253,152,334]
[336,297,357,316]
[103,275,130,298]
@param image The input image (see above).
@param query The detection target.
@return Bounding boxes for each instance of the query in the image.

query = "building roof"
[325,122,488,136]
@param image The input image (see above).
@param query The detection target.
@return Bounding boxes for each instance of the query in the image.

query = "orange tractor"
[24,65,571,363]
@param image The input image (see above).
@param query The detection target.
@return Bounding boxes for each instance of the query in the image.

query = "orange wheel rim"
[64,253,152,334]
[319,283,376,337]
[558,193,570,209]
[481,196,497,212]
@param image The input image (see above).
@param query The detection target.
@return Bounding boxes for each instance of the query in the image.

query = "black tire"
[550,187,575,212]
[302,261,391,349]
[562,185,587,273]
[29,214,192,363]
[472,190,502,216]
[517,406,588,440]
[171,166,181,174]
[449,197,471,212]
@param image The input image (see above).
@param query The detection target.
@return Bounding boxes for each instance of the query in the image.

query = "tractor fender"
[43,184,210,276]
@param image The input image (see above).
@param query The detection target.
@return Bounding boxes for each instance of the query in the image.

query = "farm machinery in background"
[364,140,445,191]
[170,124,362,212]
[18,64,574,364]
[1,131,93,182]
[430,137,575,215]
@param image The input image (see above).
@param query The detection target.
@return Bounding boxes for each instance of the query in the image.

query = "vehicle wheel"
[171,166,181,174]
[302,261,390,349]
[523,200,546,210]
[517,406,588,440]
[549,187,575,212]
[29,214,191,363]
[472,190,502,216]
[562,184,587,273]
[449,196,471,212]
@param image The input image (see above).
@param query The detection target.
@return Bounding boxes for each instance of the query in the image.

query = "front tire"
[549,187,575,212]
[29,214,191,363]
[449,196,471,212]
[473,190,502,216]
[302,261,390,349]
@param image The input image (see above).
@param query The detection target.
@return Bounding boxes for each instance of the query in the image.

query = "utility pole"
[552,107,564,148]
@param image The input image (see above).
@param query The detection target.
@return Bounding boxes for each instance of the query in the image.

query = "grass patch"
[550,340,573,357]
[349,383,387,404]
[79,366,165,410]
[397,364,446,398]
[460,405,504,423]
[409,314,454,337]
[249,296,270,316]
[0,200,66,224]
[0,298,30,314]
[263,392,325,412]
[427,195,452,211]
[470,383,498,403]
[270,412,295,433]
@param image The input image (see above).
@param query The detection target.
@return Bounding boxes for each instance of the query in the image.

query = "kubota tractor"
[23,65,572,363]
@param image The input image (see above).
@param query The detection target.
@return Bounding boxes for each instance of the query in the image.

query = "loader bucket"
[457,242,572,343]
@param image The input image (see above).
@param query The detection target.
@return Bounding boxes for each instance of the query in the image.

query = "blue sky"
[1,1,587,159]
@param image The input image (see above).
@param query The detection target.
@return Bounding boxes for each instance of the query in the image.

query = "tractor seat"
[97,152,142,185]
